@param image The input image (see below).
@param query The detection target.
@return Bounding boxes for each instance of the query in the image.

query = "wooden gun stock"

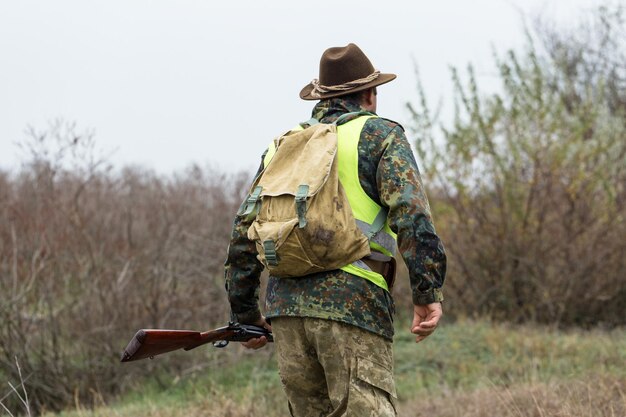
[120,323,273,363]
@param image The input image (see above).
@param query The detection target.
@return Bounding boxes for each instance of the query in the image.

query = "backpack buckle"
[263,240,279,266]
[295,184,309,228]
[239,186,262,219]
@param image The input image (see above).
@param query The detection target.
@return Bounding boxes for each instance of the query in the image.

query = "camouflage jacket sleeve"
[223,165,264,324]
[374,124,447,305]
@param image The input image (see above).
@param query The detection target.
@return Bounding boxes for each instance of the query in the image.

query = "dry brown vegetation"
[1,4,625,416]
[0,121,251,413]
[0,115,624,414]
[34,321,625,417]
[404,376,626,417]
[42,376,626,417]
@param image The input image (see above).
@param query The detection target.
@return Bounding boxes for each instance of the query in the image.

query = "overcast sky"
[0,0,605,175]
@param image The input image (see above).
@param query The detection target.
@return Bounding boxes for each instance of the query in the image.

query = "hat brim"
[299,73,397,101]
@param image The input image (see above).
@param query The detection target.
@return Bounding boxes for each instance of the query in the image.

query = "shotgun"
[120,322,273,362]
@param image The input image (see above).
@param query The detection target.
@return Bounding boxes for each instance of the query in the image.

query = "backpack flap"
[257,124,336,197]
[246,123,370,277]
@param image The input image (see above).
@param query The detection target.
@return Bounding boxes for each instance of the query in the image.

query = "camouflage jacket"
[224,97,446,340]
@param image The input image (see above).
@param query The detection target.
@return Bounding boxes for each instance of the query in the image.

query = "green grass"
[393,319,625,397]
[42,319,626,417]
[101,349,285,412]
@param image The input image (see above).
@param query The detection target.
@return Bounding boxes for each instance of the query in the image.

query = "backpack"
[238,113,375,277]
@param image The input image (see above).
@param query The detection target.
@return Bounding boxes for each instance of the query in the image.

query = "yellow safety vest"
[263,115,397,290]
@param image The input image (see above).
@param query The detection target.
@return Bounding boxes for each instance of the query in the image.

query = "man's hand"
[241,316,272,350]
[411,303,442,343]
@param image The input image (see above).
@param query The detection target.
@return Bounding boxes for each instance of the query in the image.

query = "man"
[224,43,446,416]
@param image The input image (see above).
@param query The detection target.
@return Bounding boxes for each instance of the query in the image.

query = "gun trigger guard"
[213,340,229,348]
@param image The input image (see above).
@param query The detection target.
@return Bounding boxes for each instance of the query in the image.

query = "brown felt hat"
[300,43,396,101]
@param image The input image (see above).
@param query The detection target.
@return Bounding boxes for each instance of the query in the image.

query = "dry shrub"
[401,375,626,417]
[0,121,250,413]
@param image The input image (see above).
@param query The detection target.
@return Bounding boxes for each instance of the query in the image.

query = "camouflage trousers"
[272,317,397,417]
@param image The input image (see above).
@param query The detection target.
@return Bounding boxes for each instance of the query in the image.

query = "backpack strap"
[239,185,263,220]
[300,117,319,128]
[334,111,376,126]
[300,112,374,128]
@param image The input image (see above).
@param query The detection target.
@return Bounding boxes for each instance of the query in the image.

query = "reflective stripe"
[352,259,372,271]
[355,219,397,256]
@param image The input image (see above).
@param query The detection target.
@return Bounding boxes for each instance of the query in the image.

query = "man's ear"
[363,88,374,106]
[362,88,376,111]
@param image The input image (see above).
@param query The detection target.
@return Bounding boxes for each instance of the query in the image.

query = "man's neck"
[311,98,370,123]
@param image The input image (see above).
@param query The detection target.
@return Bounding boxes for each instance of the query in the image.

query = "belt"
[363,252,397,290]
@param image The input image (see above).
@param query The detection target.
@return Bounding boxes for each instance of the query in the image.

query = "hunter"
[224,43,447,416]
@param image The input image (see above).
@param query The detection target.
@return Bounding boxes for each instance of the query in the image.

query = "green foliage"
[409,4,626,326]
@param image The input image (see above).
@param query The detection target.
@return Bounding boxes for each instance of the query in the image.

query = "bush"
[409,5,626,326]
[0,121,249,413]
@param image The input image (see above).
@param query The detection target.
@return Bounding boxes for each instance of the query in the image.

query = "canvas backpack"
[238,113,383,278]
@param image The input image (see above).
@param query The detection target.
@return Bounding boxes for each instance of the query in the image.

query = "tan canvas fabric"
[247,123,370,277]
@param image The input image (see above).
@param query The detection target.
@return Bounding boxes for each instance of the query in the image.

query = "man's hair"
[340,87,375,104]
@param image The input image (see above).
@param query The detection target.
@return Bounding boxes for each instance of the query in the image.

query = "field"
[36,320,625,417]
[3,8,625,414]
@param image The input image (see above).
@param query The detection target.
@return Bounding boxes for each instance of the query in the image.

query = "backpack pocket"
[248,218,325,277]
